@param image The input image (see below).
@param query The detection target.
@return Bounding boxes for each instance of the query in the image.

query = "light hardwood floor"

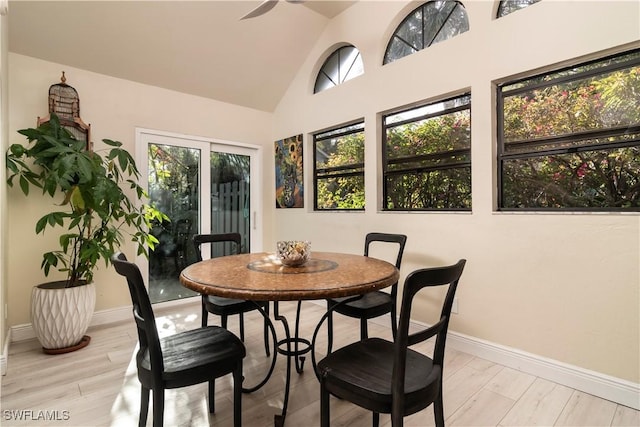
[1,301,638,427]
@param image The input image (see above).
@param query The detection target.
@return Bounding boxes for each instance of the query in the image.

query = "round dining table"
[180,251,399,426]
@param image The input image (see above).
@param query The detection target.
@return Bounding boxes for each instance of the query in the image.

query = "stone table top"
[179,251,399,301]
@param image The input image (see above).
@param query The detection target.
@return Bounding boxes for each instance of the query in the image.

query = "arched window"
[314,45,364,94]
[384,1,469,65]
[497,0,541,18]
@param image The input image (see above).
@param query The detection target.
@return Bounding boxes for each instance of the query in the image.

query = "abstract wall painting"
[275,134,304,208]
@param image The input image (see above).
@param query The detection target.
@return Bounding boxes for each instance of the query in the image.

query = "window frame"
[382,93,472,212]
[313,120,366,211]
[383,0,469,65]
[496,49,640,212]
[314,45,364,94]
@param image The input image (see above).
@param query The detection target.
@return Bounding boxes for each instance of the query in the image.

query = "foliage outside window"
[147,145,251,271]
[148,144,200,229]
[383,94,471,211]
[314,45,364,93]
[148,144,201,275]
[496,0,541,18]
[498,49,640,210]
[314,122,365,210]
[384,1,469,65]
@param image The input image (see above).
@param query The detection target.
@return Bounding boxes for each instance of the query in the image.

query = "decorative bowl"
[277,241,310,267]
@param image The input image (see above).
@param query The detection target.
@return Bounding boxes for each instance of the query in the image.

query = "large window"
[314,121,365,210]
[314,45,364,93]
[384,1,469,65]
[498,49,640,211]
[383,94,471,211]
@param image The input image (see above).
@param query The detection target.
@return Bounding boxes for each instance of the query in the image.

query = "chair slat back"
[364,232,407,270]
[391,259,466,415]
[193,233,242,262]
[112,253,164,375]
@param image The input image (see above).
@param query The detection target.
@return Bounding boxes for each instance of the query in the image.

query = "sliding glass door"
[137,130,262,304]
[210,151,252,256]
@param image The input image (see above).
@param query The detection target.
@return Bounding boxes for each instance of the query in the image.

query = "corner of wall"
[0,2,10,376]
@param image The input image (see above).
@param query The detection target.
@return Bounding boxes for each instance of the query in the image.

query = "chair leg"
[201,300,208,327]
[373,412,380,427]
[208,380,215,413]
[233,363,243,427]
[391,305,398,340]
[360,318,369,340]
[221,314,228,329]
[263,302,270,356]
[320,382,330,427]
[391,410,403,427]
[326,304,334,354]
[239,312,245,341]
[434,382,444,427]
[152,387,164,427]
[139,386,150,427]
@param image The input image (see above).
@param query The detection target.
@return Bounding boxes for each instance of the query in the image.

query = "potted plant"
[6,113,164,353]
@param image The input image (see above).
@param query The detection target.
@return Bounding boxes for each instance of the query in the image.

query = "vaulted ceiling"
[8,1,357,112]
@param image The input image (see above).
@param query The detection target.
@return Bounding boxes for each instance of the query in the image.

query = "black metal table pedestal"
[273,301,310,427]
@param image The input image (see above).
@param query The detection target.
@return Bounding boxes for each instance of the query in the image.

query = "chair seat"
[203,295,268,316]
[139,326,246,389]
[318,337,441,415]
[328,291,394,319]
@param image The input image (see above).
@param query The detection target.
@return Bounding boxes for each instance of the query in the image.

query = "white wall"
[271,0,640,384]
[6,54,274,328]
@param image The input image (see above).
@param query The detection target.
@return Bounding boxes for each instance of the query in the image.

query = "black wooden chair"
[193,233,270,356]
[318,259,466,427]
[111,253,245,427]
[326,232,407,352]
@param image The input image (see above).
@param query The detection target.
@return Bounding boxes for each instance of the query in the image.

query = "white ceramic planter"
[31,281,96,352]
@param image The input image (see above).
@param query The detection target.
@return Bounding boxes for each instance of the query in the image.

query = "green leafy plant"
[6,114,166,287]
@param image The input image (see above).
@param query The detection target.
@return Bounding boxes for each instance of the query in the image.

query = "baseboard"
[10,296,199,343]
[446,329,640,410]
[10,305,131,343]
[1,328,9,375]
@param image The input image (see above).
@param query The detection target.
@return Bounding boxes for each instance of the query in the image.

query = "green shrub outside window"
[314,122,365,210]
[498,49,640,210]
[383,94,471,211]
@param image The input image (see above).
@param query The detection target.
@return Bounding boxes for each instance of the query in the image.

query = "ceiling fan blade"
[240,0,279,20]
